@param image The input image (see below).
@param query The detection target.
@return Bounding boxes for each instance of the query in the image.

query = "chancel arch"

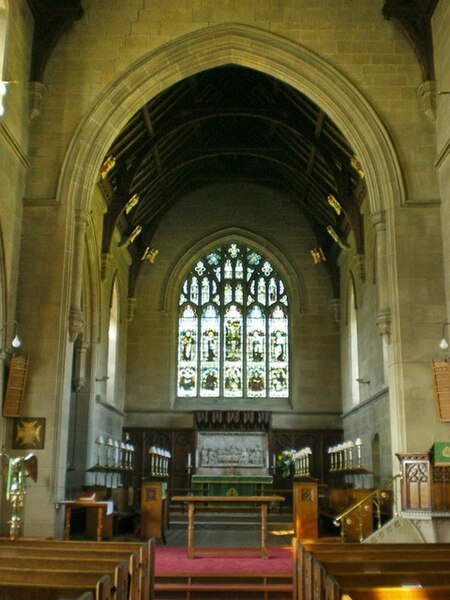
[54,23,407,486]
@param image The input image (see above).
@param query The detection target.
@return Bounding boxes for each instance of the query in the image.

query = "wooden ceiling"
[99,64,365,297]
[25,0,438,297]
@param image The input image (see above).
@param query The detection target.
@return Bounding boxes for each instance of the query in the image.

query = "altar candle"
[266,450,269,468]
[195,450,199,467]
[187,453,192,468]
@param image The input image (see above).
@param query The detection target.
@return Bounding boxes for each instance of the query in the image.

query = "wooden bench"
[0,538,154,600]
[0,563,126,600]
[154,573,293,598]
[294,539,450,600]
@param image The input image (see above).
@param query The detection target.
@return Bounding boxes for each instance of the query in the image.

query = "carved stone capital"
[376,310,391,343]
[127,297,137,322]
[68,306,85,342]
[417,80,436,120]
[369,210,386,231]
[28,81,48,121]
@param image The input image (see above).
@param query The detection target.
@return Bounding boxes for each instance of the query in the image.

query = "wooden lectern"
[292,479,319,540]
[140,479,168,541]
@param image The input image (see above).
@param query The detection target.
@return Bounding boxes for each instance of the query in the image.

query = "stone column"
[370,211,391,344]
[68,209,89,342]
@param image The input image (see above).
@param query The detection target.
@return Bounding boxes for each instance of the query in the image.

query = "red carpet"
[155,546,293,575]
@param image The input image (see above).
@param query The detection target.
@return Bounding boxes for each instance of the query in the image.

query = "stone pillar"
[68,210,89,342]
[370,211,391,344]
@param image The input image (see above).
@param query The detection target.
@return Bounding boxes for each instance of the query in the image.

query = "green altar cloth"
[191,474,273,497]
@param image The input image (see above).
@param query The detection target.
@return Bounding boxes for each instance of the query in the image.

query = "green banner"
[432,442,450,466]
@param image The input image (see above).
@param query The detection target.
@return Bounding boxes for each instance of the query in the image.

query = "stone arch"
[55,22,406,448]
[57,23,405,218]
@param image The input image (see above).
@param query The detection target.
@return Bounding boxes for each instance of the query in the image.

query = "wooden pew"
[0,563,127,600]
[0,538,154,600]
[0,554,138,600]
[295,539,450,600]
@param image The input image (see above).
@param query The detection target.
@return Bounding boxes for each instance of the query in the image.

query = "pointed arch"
[55,22,407,444]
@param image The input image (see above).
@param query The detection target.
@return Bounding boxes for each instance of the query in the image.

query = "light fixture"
[141,247,159,264]
[119,225,142,248]
[100,155,116,178]
[0,319,22,350]
[310,248,326,264]
[439,322,450,350]
[327,194,342,215]
[125,194,139,214]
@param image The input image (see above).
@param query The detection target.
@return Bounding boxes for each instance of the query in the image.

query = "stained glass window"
[177,242,289,399]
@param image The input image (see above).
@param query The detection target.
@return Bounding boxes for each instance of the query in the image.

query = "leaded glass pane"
[247,306,266,397]
[207,252,220,266]
[228,243,239,258]
[200,305,220,397]
[177,305,197,396]
[257,277,266,304]
[177,241,289,400]
[195,261,206,276]
[190,277,199,304]
[269,278,277,304]
[247,251,261,266]
[235,283,243,305]
[224,259,233,279]
[262,261,273,276]
[269,305,289,397]
[224,304,243,397]
[201,277,210,304]
[224,283,232,305]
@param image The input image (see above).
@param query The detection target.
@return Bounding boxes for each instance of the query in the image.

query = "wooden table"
[57,500,114,542]
[171,495,285,558]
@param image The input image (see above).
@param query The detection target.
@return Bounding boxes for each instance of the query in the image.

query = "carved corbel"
[28,82,48,121]
[376,309,392,344]
[417,80,436,120]
[68,306,85,343]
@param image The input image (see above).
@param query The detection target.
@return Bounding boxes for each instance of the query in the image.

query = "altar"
[192,474,272,497]
[192,431,273,496]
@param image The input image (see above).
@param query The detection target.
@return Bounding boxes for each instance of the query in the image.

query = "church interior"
[1,0,450,597]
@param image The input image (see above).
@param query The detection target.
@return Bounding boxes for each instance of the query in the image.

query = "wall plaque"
[3,355,29,417]
[432,361,450,422]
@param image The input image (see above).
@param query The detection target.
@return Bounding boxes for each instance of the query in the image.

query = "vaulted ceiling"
[25,0,439,298]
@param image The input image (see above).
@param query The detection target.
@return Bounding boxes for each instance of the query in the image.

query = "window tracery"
[177,242,289,399]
